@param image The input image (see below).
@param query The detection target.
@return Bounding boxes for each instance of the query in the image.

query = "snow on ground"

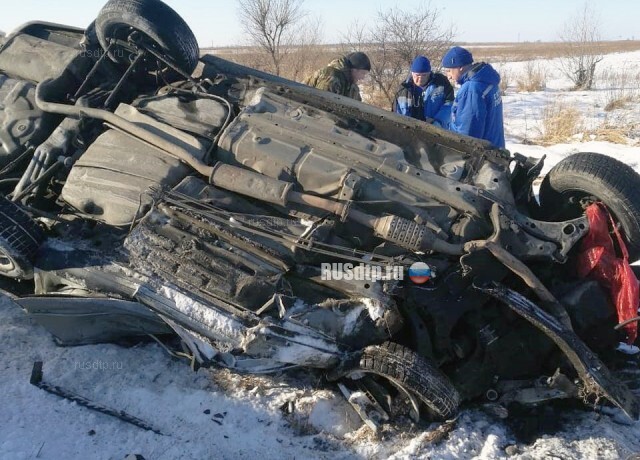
[497,50,640,176]
[4,292,640,460]
[2,50,640,460]
[0,294,504,460]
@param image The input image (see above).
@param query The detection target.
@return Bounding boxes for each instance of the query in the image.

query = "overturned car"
[1,0,640,426]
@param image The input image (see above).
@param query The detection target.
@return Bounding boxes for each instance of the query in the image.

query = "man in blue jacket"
[393,55,454,129]
[441,46,505,148]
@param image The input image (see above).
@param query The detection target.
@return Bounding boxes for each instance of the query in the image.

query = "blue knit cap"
[410,56,431,73]
[441,46,473,68]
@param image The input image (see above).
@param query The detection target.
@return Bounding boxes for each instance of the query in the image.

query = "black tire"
[539,152,640,261]
[0,197,44,279]
[339,341,459,421]
[95,0,199,77]
[82,21,99,47]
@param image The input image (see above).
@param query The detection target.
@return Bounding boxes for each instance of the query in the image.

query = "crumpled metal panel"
[18,296,171,346]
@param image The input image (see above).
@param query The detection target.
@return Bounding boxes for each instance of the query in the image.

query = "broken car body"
[1,0,640,425]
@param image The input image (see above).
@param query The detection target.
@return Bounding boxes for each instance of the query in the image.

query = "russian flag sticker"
[408,262,432,284]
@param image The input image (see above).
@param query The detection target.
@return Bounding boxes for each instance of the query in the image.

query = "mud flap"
[479,281,640,420]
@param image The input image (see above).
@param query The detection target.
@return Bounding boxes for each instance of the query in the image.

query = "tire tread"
[358,341,460,420]
[0,197,44,278]
[96,0,199,75]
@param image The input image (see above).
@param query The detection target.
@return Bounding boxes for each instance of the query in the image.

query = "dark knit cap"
[346,52,371,71]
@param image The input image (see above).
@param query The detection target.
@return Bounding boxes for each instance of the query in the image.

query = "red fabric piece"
[576,203,639,343]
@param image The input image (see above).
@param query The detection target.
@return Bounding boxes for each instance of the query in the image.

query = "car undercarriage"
[1,0,640,428]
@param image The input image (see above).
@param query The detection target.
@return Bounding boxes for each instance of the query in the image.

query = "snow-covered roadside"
[508,140,640,178]
[3,292,640,460]
[0,294,359,459]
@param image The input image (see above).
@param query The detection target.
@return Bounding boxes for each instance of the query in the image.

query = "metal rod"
[30,362,163,435]
[12,160,63,202]
[104,51,146,108]
[36,79,215,177]
[73,41,115,100]
[141,43,195,83]
[159,190,399,266]
[0,146,35,177]
[614,316,640,330]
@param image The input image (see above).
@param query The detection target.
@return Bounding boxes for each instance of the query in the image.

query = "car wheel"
[539,152,640,262]
[82,20,99,47]
[329,341,460,421]
[0,197,44,279]
[95,0,199,80]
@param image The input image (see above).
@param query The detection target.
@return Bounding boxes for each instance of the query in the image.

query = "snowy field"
[2,50,640,460]
[499,50,640,177]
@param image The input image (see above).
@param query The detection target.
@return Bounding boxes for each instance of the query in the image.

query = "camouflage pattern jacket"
[304,57,362,101]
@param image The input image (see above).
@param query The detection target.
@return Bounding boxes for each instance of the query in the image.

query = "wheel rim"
[105,25,138,63]
[105,25,172,73]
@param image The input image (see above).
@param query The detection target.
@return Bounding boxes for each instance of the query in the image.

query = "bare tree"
[238,0,306,76]
[559,2,603,90]
[341,20,369,51]
[279,16,325,81]
[342,2,454,108]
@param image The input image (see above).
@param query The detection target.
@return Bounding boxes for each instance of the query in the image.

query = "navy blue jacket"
[393,73,453,128]
[450,63,505,148]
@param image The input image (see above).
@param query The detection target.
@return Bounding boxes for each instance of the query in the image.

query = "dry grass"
[361,83,393,109]
[462,40,640,63]
[604,98,632,112]
[599,69,640,111]
[584,122,640,145]
[515,61,546,92]
[498,67,510,95]
[537,101,638,146]
[204,40,640,67]
[204,46,336,82]
[538,101,583,145]
[586,126,631,144]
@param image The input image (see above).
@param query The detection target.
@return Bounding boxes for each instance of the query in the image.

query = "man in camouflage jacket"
[304,52,371,101]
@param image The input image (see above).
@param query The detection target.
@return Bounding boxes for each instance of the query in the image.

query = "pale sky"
[0,1,636,47]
